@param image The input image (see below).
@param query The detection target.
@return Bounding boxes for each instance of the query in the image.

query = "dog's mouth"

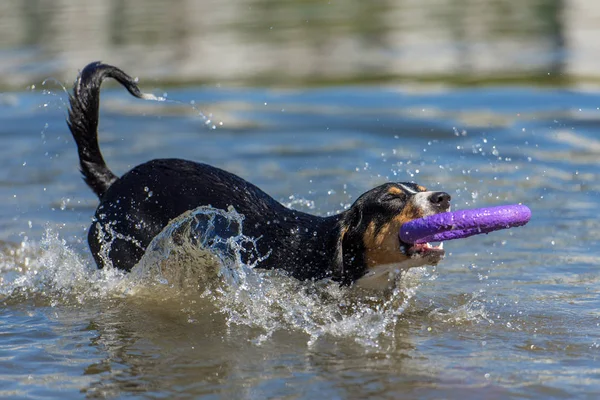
[400,239,445,260]
[354,239,445,291]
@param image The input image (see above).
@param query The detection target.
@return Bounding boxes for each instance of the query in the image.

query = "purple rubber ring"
[399,204,531,244]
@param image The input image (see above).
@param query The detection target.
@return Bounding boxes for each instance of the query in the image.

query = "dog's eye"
[382,193,405,202]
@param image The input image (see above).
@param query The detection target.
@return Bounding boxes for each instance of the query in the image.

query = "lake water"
[2,1,600,399]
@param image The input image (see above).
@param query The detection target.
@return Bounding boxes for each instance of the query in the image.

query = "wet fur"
[68,62,450,287]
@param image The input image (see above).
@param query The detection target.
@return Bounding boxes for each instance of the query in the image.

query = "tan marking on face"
[387,186,404,196]
[362,202,425,267]
[397,201,425,221]
[416,185,427,192]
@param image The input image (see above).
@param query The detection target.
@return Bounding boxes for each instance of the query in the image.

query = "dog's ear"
[332,207,365,285]
[332,225,347,282]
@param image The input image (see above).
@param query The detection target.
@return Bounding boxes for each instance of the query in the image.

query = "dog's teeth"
[438,242,444,249]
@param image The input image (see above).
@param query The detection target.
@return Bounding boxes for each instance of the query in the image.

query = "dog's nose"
[429,192,451,210]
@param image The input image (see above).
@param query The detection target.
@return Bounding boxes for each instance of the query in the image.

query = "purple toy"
[399,204,531,244]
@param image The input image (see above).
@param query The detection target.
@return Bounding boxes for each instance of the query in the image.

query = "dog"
[67,62,450,290]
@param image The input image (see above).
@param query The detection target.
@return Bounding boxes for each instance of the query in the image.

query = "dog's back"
[86,157,312,271]
[67,66,334,273]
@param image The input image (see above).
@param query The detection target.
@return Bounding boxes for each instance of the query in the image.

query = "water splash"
[428,291,494,325]
[0,206,489,348]
[0,230,127,305]
[131,205,260,291]
[129,206,426,347]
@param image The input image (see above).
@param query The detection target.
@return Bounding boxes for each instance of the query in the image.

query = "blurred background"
[0,0,598,90]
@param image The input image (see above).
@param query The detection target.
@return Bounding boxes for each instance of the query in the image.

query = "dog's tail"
[67,61,160,198]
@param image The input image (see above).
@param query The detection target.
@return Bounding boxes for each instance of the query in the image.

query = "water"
[2,1,600,399]
[1,81,599,398]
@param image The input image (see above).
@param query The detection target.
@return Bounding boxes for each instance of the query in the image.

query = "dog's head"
[334,182,451,289]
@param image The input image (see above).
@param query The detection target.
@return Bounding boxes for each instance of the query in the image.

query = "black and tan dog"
[67,62,450,290]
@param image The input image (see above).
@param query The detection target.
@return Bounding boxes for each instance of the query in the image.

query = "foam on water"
[0,206,490,348]
[0,231,127,305]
